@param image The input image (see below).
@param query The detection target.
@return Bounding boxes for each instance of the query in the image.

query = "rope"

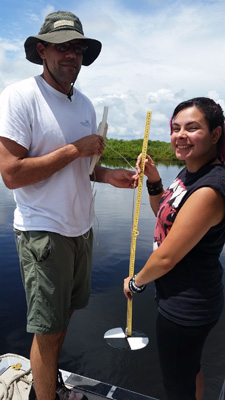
[104,142,136,170]
[0,354,32,400]
[91,141,137,247]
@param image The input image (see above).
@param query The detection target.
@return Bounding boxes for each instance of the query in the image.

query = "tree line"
[101,138,178,163]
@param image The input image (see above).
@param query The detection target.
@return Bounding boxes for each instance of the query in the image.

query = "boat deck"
[0,354,158,400]
[1,353,225,399]
[63,371,158,399]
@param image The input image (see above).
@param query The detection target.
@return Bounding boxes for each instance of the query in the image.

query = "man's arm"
[0,134,104,189]
[91,164,138,188]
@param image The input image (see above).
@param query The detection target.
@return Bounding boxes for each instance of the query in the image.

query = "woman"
[124,97,225,400]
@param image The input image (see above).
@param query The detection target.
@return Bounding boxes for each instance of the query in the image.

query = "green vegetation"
[101,138,177,163]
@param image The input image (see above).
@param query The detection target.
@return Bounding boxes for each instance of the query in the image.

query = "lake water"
[0,163,225,400]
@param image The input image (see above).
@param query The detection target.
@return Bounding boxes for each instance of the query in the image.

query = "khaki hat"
[24,10,102,66]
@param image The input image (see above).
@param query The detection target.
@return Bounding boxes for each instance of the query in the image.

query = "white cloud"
[26,13,40,22]
[41,5,55,20]
[75,0,225,140]
[0,0,225,142]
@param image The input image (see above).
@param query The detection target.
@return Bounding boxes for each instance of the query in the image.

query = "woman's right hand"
[136,153,161,182]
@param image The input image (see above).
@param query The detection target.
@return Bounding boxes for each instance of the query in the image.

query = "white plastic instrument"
[89,106,109,175]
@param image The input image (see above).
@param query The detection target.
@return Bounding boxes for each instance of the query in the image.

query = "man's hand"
[73,134,104,158]
[105,168,139,188]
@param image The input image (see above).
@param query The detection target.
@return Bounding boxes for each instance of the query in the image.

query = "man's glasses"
[53,42,88,55]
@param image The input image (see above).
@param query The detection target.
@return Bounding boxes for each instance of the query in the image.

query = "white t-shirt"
[0,76,97,236]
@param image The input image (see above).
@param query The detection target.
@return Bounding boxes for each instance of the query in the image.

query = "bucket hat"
[24,11,102,66]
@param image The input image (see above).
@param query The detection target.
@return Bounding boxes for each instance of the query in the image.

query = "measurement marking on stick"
[104,111,152,351]
[126,111,152,337]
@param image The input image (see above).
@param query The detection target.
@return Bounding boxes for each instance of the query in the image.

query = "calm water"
[0,163,225,400]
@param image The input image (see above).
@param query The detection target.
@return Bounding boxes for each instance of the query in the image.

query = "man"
[0,11,137,400]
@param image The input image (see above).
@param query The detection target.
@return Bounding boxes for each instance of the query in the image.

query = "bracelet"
[129,274,146,294]
[146,179,163,196]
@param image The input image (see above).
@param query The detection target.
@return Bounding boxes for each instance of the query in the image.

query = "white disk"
[104,327,149,350]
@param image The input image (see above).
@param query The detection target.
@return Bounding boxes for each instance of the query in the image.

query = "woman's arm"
[124,186,225,299]
[136,153,164,216]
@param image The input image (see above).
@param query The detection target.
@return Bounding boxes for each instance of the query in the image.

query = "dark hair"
[170,97,225,162]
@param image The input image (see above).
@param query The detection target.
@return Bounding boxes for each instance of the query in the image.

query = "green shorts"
[14,229,93,334]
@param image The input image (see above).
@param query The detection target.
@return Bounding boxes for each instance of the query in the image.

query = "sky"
[0,0,225,142]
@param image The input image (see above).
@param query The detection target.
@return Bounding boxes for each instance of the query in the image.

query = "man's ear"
[212,126,222,144]
[36,42,47,61]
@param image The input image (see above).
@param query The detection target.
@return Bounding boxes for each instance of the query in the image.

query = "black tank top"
[154,163,225,326]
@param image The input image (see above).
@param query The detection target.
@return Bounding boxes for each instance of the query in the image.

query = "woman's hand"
[136,153,161,183]
[123,276,132,300]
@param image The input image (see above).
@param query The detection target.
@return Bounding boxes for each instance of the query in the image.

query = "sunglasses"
[44,42,88,55]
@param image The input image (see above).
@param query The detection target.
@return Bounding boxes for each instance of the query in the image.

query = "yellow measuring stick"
[126,111,152,337]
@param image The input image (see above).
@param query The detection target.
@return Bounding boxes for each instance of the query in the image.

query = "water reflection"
[0,164,225,400]
[0,177,15,230]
